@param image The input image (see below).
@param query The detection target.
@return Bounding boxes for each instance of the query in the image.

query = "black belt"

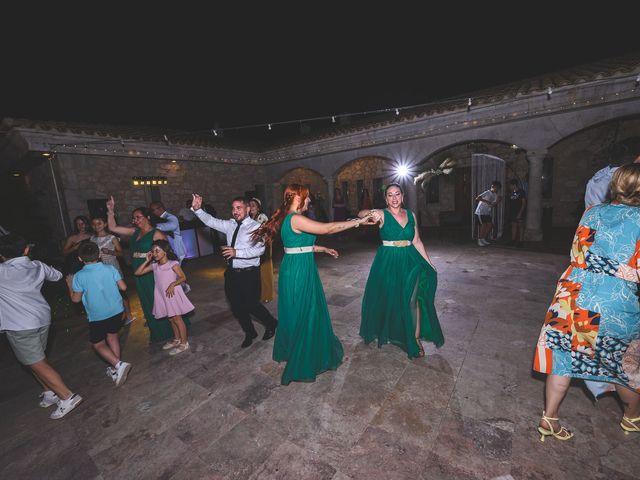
[227,266,259,272]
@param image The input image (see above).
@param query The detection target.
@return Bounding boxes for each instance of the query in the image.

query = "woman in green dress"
[107,197,188,343]
[358,183,443,358]
[253,184,376,385]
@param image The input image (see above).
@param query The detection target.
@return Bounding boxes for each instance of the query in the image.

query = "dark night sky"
[2,9,637,144]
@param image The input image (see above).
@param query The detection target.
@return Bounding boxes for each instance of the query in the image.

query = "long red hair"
[252,184,309,244]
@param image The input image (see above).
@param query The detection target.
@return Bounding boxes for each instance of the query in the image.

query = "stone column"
[525,149,546,241]
[404,178,419,224]
[325,176,334,220]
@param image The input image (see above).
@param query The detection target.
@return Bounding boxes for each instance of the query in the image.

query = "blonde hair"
[610,164,640,206]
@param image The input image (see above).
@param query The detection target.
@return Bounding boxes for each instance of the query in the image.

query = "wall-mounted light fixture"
[132,176,168,186]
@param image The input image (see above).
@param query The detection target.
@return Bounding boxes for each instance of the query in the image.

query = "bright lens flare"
[396,165,409,178]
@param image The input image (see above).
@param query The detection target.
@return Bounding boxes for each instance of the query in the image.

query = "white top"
[0,256,62,331]
[192,209,265,268]
[585,165,617,209]
[90,234,122,274]
[475,190,498,216]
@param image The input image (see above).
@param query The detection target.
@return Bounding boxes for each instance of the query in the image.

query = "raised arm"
[134,252,154,276]
[191,194,228,233]
[291,213,375,236]
[106,196,136,237]
[155,212,179,233]
[411,212,436,271]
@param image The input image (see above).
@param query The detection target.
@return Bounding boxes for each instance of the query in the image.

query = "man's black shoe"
[262,328,276,341]
[241,331,258,348]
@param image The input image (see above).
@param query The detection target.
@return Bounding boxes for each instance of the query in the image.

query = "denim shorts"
[5,325,50,365]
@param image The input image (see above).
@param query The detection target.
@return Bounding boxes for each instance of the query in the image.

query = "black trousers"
[224,267,277,335]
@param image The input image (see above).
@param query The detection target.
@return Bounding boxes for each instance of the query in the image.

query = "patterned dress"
[533,203,640,393]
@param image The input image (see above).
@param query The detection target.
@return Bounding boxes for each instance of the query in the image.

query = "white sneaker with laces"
[39,390,59,408]
[50,393,83,419]
[114,361,132,387]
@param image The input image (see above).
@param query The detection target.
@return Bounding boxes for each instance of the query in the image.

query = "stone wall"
[274,167,328,216]
[54,153,265,237]
[549,118,640,227]
[335,157,393,214]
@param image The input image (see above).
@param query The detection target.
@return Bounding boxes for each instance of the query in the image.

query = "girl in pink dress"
[134,240,194,355]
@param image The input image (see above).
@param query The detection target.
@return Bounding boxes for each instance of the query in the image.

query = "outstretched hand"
[324,248,339,259]
[358,212,379,226]
[106,196,115,212]
[191,194,203,211]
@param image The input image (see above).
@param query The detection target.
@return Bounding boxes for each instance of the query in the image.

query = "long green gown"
[360,208,444,358]
[273,213,344,385]
[130,228,190,343]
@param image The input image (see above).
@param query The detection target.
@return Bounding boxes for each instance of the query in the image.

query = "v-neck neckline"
[386,208,409,229]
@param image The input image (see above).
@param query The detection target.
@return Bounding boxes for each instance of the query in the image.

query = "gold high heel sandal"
[537,412,574,442]
[620,415,640,435]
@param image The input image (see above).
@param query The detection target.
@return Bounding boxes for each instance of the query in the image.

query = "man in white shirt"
[0,234,82,419]
[191,194,277,348]
[474,181,501,246]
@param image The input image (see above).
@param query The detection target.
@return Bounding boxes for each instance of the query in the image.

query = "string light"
[467,98,472,112]
[268,123,272,131]
[331,116,336,123]
[38,78,639,164]
[395,108,400,116]
[163,134,170,145]
[636,74,640,88]
[547,86,553,100]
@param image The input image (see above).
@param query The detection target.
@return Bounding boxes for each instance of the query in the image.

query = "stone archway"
[274,167,329,221]
[333,156,396,217]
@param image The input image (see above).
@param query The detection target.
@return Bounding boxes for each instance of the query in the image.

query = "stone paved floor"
[1,235,639,479]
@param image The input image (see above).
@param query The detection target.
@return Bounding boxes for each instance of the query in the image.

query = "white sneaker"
[106,366,117,382]
[50,393,82,419]
[114,361,132,387]
[477,239,486,246]
[169,342,189,356]
[39,390,59,408]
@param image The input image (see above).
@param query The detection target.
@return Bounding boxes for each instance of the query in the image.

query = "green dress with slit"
[273,213,344,385]
[360,208,443,357]
[131,228,190,343]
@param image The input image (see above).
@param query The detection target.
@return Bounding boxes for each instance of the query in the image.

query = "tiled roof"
[2,52,639,153]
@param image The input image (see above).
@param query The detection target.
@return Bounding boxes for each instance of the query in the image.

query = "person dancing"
[252,184,376,385]
[358,183,443,358]
[533,164,640,441]
[106,196,189,343]
[249,197,275,303]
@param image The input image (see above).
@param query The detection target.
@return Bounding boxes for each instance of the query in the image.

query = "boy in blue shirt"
[68,242,132,386]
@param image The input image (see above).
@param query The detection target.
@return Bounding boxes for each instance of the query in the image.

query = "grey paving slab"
[1,238,639,479]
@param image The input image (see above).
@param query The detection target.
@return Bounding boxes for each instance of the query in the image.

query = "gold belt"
[382,240,411,247]
[132,252,148,258]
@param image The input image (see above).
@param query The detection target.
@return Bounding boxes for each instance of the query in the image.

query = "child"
[90,216,136,325]
[474,180,501,246]
[69,242,132,386]
[135,239,193,355]
[0,233,83,419]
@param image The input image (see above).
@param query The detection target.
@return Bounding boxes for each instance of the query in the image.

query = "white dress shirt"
[192,209,265,268]
[0,256,62,331]
[155,210,186,261]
